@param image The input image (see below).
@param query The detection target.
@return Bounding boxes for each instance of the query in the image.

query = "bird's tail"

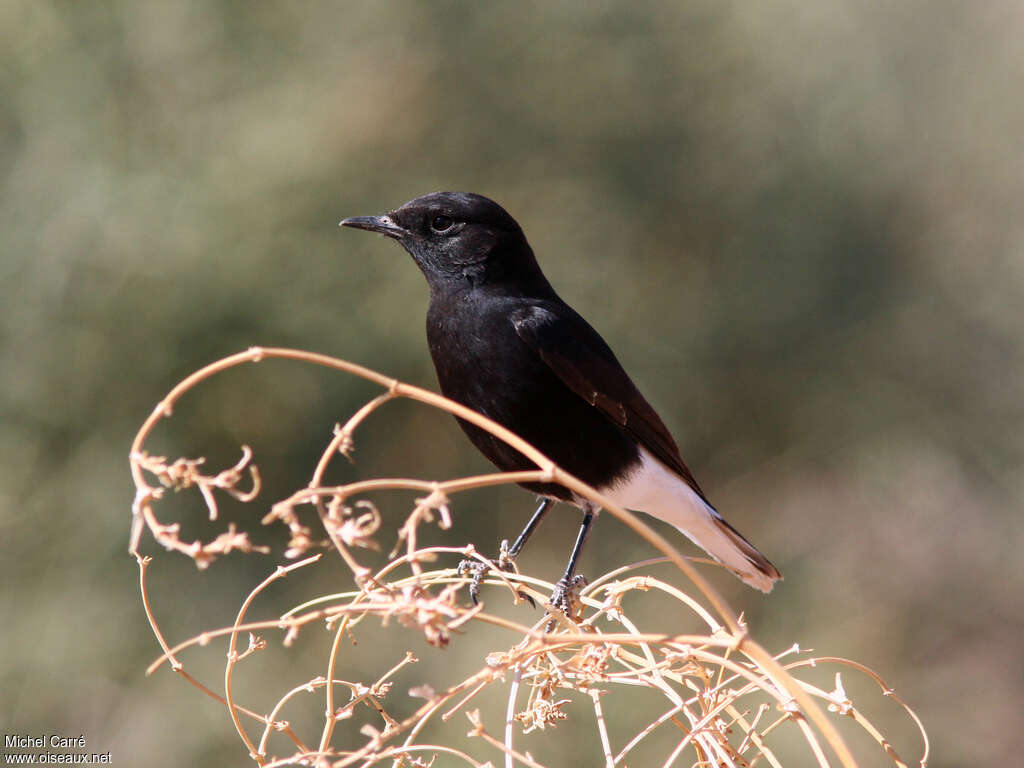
[689,511,782,593]
[633,494,782,592]
[603,449,782,592]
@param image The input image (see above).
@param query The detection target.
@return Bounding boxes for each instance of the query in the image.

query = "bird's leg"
[459,498,552,605]
[504,497,552,561]
[547,506,596,624]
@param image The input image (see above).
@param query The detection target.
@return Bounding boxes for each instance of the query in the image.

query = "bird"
[340,191,781,611]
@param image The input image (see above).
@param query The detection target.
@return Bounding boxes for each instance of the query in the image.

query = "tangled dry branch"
[129,347,928,768]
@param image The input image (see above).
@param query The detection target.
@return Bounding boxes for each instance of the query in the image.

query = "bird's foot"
[456,558,490,605]
[545,574,589,629]
[458,540,534,606]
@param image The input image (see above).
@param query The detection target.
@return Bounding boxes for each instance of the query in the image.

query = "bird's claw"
[546,574,589,629]
[458,540,535,607]
[457,558,490,604]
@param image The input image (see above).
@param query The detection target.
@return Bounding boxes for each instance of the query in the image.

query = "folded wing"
[511,303,708,501]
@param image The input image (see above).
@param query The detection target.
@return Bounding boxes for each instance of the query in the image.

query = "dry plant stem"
[140,567,922,768]
[183,667,292,735]
[776,662,925,768]
[257,678,352,758]
[605,613,683,706]
[365,744,487,768]
[589,689,614,768]
[144,603,540,678]
[319,391,398,477]
[440,680,490,722]
[380,548,525,602]
[615,701,690,764]
[127,347,929,768]
[139,560,300,740]
[398,696,450,756]
[275,551,489,620]
[732,705,785,768]
[792,716,832,768]
[226,555,325,765]
[330,671,512,768]
[799,680,908,768]
[467,711,549,768]
[504,668,522,768]
[318,615,353,753]
[308,393,396,586]
[588,574,722,632]
[147,608,787,701]
[785,657,930,765]
[135,555,180,670]
[656,668,772,767]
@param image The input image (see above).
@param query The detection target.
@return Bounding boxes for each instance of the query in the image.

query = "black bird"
[341,192,781,607]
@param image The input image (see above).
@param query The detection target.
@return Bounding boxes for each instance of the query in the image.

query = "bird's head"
[341,191,551,294]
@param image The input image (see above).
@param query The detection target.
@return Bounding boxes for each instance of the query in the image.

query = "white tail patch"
[598,448,781,592]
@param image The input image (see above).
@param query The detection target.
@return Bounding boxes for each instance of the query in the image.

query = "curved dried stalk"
[129,347,928,768]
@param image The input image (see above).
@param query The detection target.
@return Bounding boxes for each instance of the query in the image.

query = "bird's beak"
[339,214,408,240]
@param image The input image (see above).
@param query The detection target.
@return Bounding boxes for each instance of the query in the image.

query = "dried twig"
[129,348,928,768]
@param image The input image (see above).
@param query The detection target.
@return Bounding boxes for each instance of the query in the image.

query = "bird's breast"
[426,298,541,419]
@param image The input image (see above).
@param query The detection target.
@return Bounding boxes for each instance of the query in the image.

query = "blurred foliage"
[1,1,1021,766]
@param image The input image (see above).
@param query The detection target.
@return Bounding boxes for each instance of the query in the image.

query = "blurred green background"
[2,1,1022,766]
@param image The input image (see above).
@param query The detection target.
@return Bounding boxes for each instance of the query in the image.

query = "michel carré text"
[5,734,87,749]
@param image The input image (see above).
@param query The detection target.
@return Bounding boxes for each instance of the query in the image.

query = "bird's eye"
[430,215,454,233]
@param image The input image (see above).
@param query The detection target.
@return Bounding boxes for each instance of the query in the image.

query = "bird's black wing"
[511,304,709,502]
